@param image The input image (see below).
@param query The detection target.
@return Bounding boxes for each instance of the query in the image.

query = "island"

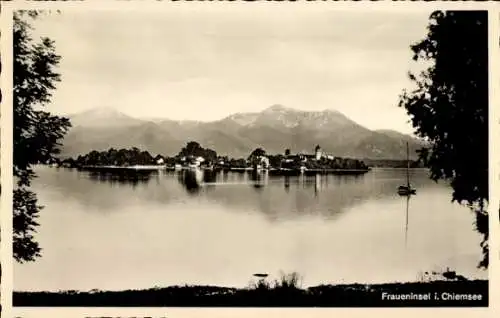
[49,142,375,175]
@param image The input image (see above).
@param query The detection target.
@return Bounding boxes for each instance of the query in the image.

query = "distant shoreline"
[47,165,373,176]
[40,164,429,174]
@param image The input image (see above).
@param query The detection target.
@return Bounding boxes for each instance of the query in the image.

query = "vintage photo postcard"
[0,1,496,315]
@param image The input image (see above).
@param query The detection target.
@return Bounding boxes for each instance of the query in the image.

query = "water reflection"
[284,175,290,192]
[203,170,217,183]
[249,170,268,190]
[41,167,446,223]
[87,170,154,188]
[170,169,409,221]
[171,169,362,198]
[179,169,203,195]
[18,166,486,291]
[405,195,411,247]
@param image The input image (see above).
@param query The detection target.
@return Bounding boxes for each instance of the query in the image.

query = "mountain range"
[60,105,425,160]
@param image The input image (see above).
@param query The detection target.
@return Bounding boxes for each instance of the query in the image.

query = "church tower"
[315,145,322,160]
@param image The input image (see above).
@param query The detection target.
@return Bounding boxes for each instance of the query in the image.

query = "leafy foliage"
[227,158,247,168]
[248,148,266,160]
[75,148,155,166]
[178,141,217,163]
[399,11,488,268]
[13,11,71,262]
[13,188,43,262]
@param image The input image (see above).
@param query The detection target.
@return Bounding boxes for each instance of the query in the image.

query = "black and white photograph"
[10,6,489,307]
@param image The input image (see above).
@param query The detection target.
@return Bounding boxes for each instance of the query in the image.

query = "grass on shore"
[14,272,488,307]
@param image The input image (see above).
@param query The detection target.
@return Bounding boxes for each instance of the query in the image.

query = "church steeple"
[315,145,322,160]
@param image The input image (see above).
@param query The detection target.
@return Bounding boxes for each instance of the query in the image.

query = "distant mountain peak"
[77,106,121,116]
[69,107,142,128]
[375,129,418,139]
[263,105,343,116]
[321,108,341,114]
[263,104,294,112]
[61,104,423,160]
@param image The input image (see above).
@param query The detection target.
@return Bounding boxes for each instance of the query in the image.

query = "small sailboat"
[398,142,416,196]
[398,185,416,196]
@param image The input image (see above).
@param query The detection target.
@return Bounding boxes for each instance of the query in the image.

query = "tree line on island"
[54,141,370,171]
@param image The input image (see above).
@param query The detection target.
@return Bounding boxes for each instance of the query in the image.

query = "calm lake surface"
[14,166,486,292]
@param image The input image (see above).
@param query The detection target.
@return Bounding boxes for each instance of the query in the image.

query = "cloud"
[31,8,431,135]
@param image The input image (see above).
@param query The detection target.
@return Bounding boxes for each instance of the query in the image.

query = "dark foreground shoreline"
[14,280,488,307]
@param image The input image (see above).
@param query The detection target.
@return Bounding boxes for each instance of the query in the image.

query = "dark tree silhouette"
[179,141,202,157]
[13,11,71,262]
[74,148,156,166]
[285,149,291,156]
[247,148,266,168]
[248,148,266,160]
[178,141,217,163]
[399,11,488,268]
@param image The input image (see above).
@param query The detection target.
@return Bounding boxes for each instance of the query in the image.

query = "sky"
[30,7,432,135]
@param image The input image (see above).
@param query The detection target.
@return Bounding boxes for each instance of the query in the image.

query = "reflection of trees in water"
[82,168,430,223]
[222,171,229,182]
[175,170,385,220]
[179,169,203,195]
[86,170,421,214]
[178,169,271,194]
[87,170,154,188]
[203,170,217,183]
[250,170,268,191]
[210,170,420,221]
[284,176,290,193]
[43,168,451,226]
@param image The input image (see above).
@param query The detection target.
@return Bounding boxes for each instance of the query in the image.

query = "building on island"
[181,155,205,168]
[280,145,335,168]
[300,145,325,162]
[260,156,270,169]
[154,154,165,165]
[252,155,270,169]
[190,156,205,167]
[315,145,322,161]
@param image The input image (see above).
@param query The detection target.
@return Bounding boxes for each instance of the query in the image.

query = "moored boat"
[398,185,416,195]
[397,142,416,196]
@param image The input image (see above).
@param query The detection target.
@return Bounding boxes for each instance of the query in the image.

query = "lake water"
[14,166,487,292]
